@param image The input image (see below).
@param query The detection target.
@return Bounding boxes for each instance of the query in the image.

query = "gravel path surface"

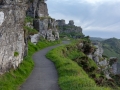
[20,41,70,90]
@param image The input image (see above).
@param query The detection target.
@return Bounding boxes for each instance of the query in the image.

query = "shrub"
[14,52,19,57]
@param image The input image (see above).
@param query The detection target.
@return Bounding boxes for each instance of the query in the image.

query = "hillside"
[90,37,107,41]
[47,39,120,90]
[102,38,120,61]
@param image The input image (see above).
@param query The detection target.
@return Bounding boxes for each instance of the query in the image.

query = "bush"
[14,52,19,57]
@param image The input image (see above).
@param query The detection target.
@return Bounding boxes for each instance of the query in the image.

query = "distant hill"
[102,38,120,61]
[90,37,107,41]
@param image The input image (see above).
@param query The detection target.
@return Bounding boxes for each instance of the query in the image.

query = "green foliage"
[102,38,120,62]
[14,52,19,57]
[39,16,52,20]
[0,40,60,90]
[25,16,33,23]
[24,26,38,36]
[46,43,111,90]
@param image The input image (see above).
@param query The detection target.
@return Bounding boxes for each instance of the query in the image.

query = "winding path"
[20,41,69,90]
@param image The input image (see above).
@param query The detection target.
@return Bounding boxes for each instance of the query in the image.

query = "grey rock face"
[30,33,40,45]
[0,1,27,74]
[69,20,74,25]
[111,62,117,74]
[56,19,65,26]
[27,0,48,18]
[33,18,59,41]
[88,42,111,79]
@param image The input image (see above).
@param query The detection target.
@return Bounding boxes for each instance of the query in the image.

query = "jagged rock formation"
[0,0,28,74]
[33,18,59,41]
[86,41,120,79]
[0,0,59,74]
[27,0,49,18]
[27,0,59,42]
[56,19,83,38]
[110,57,118,74]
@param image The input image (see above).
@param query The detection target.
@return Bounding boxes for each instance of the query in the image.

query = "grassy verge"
[0,40,60,90]
[46,44,111,90]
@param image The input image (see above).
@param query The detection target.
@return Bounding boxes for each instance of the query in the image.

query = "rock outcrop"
[0,0,28,74]
[56,19,83,38]
[33,18,59,41]
[0,0,59,74]
[86,41,119,79]
[27,0,59,42]
[27,0,49,18]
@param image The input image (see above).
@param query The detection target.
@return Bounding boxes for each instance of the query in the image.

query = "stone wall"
[0,0,27,74]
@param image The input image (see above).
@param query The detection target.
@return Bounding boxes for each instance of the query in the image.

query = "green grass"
[102,38,120,61]
[14,52,19,57]
[0,40,60,90]
[46,45,111,90]
[25,16,33,23]
[24,26,38,35]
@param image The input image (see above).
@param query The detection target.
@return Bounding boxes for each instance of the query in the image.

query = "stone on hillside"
[56,19,65,26]
[69,20,74,25]
[33,18,59,41]
[30,33,40,45]
[0,12,4,26]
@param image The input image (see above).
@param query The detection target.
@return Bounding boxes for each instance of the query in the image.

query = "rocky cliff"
[0,0,59,74]
[27,0,48,18]
[56,19,83,38]
[86,41,120,79]
[27,0,59,43]
[0,0,28,74]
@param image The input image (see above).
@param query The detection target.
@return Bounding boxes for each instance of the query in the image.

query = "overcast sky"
[46,0,120,39]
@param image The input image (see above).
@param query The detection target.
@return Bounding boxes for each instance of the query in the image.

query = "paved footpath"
[20,41,69,90]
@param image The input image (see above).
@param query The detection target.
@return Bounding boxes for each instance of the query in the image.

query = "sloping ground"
[102,38,120,61]
[46,43,111,90]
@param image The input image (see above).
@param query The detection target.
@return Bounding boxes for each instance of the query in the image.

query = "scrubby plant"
[14,52,19,57]
[24,26,38,36]
[25,16,33,23]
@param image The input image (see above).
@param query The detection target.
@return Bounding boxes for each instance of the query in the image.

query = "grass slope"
[0,40,60,90]
[46,43,111,90]
[102,38,120,61]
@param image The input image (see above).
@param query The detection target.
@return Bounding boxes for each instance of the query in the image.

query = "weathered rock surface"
[86,41,120,79]
[30,33,40,44]
[0,0,28,74]
[27,0,48,18]
[33,18,59,41]
[26,0,59,42]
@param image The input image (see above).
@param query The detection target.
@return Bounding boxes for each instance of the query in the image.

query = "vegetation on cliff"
[46,39,116,90]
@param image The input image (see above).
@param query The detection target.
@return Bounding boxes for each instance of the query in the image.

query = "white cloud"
[79,0,120,4]
[47,0,120,38]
